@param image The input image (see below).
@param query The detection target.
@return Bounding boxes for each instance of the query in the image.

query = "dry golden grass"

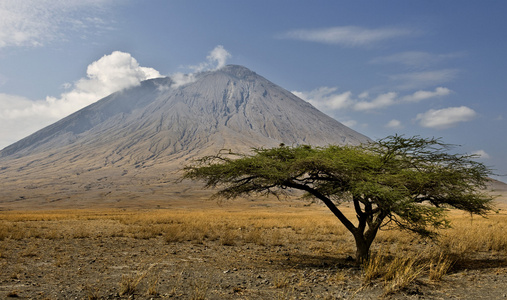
[1,207,506,253]
[438,213,507,254]
[429,252,454,281]
[1,205,506,296]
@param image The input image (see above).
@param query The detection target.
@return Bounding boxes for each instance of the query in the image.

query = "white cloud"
[0,51,161,148]
[415,106,477,129]
[292,87,354,110]
[41,51,161,118]
[0,93,57,148]
[472,150,490,159]
[171,45,232,88]
[168,72,196,89]
[353,92,397,111]
[189,45,232,73]
[401,87,452,103]
[385,119,403,129]
[207,45,231,69]
[85,51,161,92]
[294,86,452,113]
[0,93,33,113]
[389,69,459,90]
[0,0,117,48]
[282,26,414,47]
[358,92,369,99]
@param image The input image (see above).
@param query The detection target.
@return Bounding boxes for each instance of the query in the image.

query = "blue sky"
[0,1,506,180]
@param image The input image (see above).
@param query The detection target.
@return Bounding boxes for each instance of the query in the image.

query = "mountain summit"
[0,65,369,208]
[1,65,368,160]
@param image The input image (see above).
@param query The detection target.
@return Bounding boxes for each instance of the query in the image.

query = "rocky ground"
[1,231,507,299]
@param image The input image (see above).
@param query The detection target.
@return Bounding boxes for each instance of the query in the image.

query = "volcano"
[0,65,369,208]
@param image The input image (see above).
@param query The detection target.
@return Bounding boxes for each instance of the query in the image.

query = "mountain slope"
[1,65,367,161]
[0,65,370,208]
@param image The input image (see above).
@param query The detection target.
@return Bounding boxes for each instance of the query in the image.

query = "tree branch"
[284,181,357,234]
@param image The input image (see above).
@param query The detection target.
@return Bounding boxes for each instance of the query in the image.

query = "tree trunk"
[354,234,372,264]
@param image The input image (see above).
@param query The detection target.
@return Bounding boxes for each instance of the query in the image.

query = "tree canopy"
[183,135,494,262]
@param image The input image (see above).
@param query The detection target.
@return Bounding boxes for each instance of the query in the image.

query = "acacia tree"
[183,135,494,263]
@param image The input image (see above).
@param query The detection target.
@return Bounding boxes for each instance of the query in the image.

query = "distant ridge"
[0,65,370,208]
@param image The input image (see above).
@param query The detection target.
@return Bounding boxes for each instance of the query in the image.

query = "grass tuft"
[429,252,454,281]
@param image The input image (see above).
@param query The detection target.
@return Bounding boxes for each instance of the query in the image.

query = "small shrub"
[9,225,25,240]
[382,257,425,295]
[72,225,91,239]
[44,229,63,240]
[429,253,454,281]
[0,222,11,241]
[164,225,185,243]
[268,230,286,247]
[363,252,386,283]
[220,229,238,246]
[119,273,144,296]
[363,250,425,295]
[243,228,265,245]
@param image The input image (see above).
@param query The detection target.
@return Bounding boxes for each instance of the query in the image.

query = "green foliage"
[183,135,494,262]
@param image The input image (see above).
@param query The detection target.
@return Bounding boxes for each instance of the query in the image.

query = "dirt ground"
[0,236,506,299]
[1,209,507,299]
[1,179,506,299]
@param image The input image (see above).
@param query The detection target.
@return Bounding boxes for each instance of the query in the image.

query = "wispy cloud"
[354,87,450,111]
[385,119,403,129]
[292,87,353,111]
[296,85,473,130]
[415,106,477,129]
[354,92,397,111]
[294,87,452,112]
[281,26,414,47]
[370,51,465,68]
[401,87,452,103]
[389,69,459,90]
[0,0,117,48]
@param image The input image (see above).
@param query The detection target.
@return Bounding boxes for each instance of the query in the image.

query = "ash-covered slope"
[1,65,368,162]
[0,65,369,208]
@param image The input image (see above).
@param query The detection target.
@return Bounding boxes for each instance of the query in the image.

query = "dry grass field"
[1,187,507,300]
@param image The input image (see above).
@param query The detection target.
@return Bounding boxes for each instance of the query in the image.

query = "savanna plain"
[1,182,507,299]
